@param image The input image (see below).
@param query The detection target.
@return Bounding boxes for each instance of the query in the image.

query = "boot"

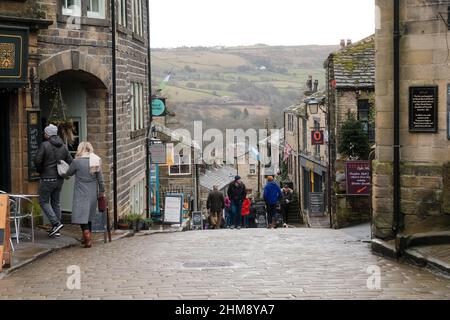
[83,230,92,248]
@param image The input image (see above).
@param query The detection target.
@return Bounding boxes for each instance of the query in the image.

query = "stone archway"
[38,50,110,88]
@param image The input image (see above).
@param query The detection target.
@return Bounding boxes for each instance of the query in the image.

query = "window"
[169,152,191,176]
[249,164,256,175]
[131,82,144,131]
[87,0,105,19]
[130,177,145,215]
[302,118,308,152]
[62,0,81,16]
[287,114,294,132]
[132,0,144,36]
[118,0,127,26]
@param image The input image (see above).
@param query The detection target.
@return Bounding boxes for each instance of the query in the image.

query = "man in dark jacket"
[227,175,246,229]
[263,176,282,229]
[34,124,73,237]
[207,185,225,229]
[280,184,293,227]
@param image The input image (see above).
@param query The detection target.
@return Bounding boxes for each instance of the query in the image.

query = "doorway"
[40,78,87,214]
[0,91,11,192]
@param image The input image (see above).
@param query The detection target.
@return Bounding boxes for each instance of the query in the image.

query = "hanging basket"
[47,86,76,144]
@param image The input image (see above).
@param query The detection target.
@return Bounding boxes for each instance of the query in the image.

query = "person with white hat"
[34,124,73,237]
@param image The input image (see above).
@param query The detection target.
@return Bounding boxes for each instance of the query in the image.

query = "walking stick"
[106,206,112,243]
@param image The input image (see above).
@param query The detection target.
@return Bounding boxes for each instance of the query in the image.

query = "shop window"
[357,99,374,142]
[130,177,145,215]
[62,0,81,16]
[132,0,144,36]
[169,153,191,176]
[302,118,308,152]
[131,82,144,132]
[118,0,127,27]
[87,0,105,19]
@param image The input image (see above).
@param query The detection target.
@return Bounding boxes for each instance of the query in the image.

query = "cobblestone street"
[1,225,450,300]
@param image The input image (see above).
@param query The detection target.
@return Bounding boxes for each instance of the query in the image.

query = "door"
[0,92,11,192]
[59,81,86,213]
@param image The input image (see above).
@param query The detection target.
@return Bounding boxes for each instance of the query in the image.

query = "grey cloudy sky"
[149,0,375,48]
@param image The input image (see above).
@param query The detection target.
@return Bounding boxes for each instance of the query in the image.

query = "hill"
[151,44,339,132]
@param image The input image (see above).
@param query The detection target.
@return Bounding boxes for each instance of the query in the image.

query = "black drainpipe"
[393,0,402,234]
[145,0,152,219]
[111,0,118,229]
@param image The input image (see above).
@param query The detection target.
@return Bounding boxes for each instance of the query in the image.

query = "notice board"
[309,192,324,216]
[27,111,41,181]
[164,193,183,224]
[346,161,371,196]
[409,86,438,132]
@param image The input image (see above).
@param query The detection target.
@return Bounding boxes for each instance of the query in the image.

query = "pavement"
[1,223,450,299]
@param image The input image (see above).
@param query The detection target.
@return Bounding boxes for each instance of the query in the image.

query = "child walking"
[241,195,252,228]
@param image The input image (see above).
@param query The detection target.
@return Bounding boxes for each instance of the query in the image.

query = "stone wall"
[373,0,450,238]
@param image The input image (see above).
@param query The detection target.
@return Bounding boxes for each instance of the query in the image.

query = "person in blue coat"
[263,176,282,229]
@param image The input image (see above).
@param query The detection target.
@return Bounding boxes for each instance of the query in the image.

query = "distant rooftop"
[200,165,237,191]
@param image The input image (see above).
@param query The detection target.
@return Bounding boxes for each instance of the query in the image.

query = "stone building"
[373,0,450,240]
[324,36,375,228]
[0,0,151,226]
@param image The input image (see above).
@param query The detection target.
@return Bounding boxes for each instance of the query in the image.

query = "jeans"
[243,214,250,228]
[38,179,64,226]
[231,201,243,227]
[225,208,232,227]
[281,203,290,224]
[266,203,277,225]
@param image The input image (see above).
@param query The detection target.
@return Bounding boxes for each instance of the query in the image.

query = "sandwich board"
[0,194,12,272]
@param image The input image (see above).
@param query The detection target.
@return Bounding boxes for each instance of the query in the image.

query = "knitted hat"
[234,175,241,181]
[267,176,274,182]
[44,124,58,137]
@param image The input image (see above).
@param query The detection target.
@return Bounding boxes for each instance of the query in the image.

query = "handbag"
[98,195,106,212]
[57,159,70,177]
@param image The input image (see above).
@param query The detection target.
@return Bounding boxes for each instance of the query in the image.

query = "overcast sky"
[149,0,375,48]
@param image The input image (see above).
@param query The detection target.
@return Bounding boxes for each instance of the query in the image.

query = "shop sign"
[0,194,12,272]
[409,86,438,132]
[311,130,324,145]
[0,26,29,86]
[150,141,166,164]
[27,111,41,181]
[345,161,371,196]
[151,98,166,116]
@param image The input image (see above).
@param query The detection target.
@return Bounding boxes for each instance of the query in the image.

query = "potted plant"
[117,218,130,230]
[26,199,43,228]
[125,213,143,232]
[141,218,153,230]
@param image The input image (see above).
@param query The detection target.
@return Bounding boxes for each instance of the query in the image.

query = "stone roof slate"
[331,35,375,89]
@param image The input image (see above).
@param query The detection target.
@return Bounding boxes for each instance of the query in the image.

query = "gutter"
[145,0,152,219]
[111,0,118,229]
[393,0,402,234]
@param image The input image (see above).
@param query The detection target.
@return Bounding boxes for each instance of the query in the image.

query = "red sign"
[345,161,371,196]
[311,130,324,145]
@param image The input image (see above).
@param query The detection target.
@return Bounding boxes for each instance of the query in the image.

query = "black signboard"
[346,161,371,196]
[192,211,203,230]
[447,84,450,140]
[309,192,324,216]
[27,111,41,181]
[0,26,29,86]
[409,86,438,132]
[91,210,106,233]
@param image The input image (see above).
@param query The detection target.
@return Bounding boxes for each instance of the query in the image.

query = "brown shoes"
[82,230,92,248]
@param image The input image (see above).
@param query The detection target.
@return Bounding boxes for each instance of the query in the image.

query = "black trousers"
[80,222,92,232]
[281,204,290,223]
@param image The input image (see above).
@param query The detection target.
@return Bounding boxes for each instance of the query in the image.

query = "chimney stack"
[347,39,352,46]
[313,80,319,93]
[340,39,346,49]
[306,75,313,92]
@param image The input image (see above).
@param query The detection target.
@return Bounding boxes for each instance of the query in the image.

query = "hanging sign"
[0,26,29,86]
[409,86,438,132]
[311,130,324,145]
[346,161,371,196]
[151,98,166,117]
[150,141,166,164]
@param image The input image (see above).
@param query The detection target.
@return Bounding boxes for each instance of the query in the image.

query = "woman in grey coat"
[64,141,105,248]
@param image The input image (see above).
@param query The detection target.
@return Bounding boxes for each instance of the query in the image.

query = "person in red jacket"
[241,194,252,228]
